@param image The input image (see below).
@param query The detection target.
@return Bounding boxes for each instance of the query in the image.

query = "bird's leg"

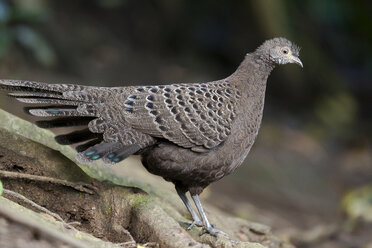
[175,186,203,229]
[191,194,228,237]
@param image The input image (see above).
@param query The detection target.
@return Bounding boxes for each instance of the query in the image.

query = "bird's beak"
[291,56,303,68]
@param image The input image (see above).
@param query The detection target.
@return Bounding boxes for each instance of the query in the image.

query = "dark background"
[0,0,371,247]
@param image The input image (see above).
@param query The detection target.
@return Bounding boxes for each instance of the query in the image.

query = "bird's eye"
[282,48,289,54]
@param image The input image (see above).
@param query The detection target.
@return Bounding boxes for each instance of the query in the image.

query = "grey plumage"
[0,37,302,236]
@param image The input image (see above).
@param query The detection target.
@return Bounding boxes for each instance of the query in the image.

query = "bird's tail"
[0,80,103,154]
[0,79,146,164]
[0,79,100,127]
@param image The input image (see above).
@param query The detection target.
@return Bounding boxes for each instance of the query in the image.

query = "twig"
[117,241,136,248]
[116,241,158,248]
[142,242,159,247]
[114,224,137,247]
[0,170,96,194]
[3,188,79,231]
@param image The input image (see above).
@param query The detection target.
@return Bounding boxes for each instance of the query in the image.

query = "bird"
[0,37,302,236]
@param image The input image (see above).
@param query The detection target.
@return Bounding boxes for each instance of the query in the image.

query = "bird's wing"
[108,82,239,150]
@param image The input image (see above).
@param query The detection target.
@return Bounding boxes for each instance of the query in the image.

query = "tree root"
[2,188,80,231]
[0,202,92,248]
[0,170,96,194]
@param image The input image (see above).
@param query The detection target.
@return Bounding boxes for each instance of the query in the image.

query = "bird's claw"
[202,226,229,237]
[187,220,203,230]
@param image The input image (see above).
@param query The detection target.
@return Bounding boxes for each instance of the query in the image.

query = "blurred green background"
[0,0,371,247]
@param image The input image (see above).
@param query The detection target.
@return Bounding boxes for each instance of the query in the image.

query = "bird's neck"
[219,54,276,173]
[229,53,275,96]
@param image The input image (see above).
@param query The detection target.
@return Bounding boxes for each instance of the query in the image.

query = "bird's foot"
[202,225,229,237]
[187,220,203,230]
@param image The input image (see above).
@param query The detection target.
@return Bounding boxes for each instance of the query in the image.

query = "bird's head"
[256,37,303,67]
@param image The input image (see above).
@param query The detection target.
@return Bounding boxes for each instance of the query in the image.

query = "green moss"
[0,180,3,195]
[185,225,203,240]
[183,214,192,220]
[342,184,372,221]
[105,205,113,215]
[129,194,152,209]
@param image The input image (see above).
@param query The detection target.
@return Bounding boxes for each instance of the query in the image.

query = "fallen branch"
[0,170,96,194]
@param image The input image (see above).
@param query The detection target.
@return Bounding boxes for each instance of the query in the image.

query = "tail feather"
[0,79,85,93]
[35,117,95,128]
[28,108,85,117]
[75,138,102,152]
[76,141,118,163]
[76,141,140,165]
[0,84,58,93]
[103,144,140,163]
[8,92,64,98]
[0,79,115,103]
[15,98,79,106]
[79,141,119,161]
[55,128,101,145]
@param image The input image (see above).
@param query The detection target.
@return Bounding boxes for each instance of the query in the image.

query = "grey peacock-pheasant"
[0,37,302,236]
